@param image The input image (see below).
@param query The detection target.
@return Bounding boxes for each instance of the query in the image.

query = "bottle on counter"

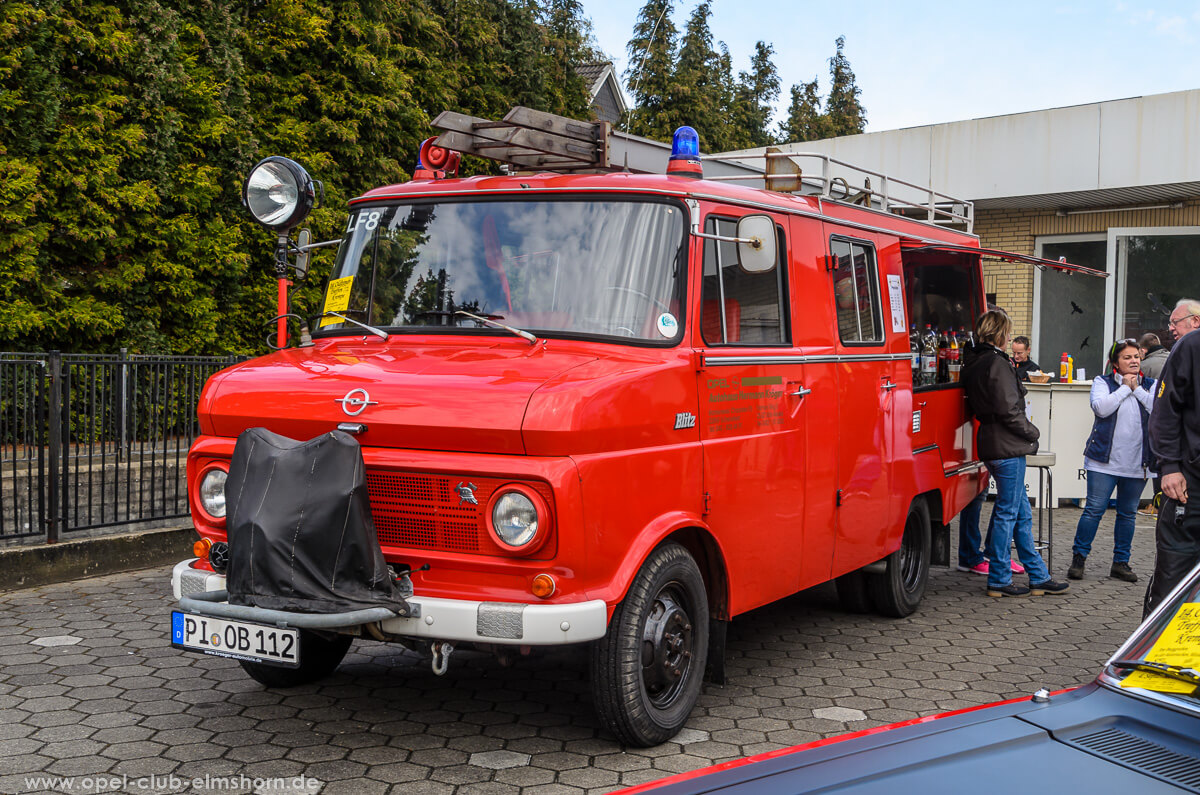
[920,325,938,387]
[947,331,961,383]
[1060,352,1071,383]
[937,328,950,383]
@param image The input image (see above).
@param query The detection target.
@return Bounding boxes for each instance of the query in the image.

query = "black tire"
[835,569,874,613]
[238,631,353,688]
[867,500,931,618]
[591,542,709,747]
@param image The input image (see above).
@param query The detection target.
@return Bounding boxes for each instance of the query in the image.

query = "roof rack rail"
[431,106,762,180]
[432,107,971,232]
[703,149,975,233]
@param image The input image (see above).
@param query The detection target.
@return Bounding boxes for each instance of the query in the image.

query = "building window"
[1036,237,1107,374]
[1037,228,1200,374]
[1120,233,1200,348]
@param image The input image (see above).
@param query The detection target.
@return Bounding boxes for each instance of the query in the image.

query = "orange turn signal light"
[531,573,556,599]
[193,537,213,559]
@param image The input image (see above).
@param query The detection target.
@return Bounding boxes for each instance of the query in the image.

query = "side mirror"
[294,229,311,281]
[737,215,777,273]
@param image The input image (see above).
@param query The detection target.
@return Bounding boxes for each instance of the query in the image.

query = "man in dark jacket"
[961,310,1069,598]
[1145,312,1200,616]
[1011,335,1042,381]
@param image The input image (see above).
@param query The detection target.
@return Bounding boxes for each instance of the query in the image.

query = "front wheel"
[238,630,353,688]
[867,500,931,618]
[591,542,709,747]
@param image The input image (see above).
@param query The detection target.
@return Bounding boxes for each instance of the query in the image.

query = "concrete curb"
[0,526,194,592]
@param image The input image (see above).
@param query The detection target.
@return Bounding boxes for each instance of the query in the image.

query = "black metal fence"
[0,351,244,544]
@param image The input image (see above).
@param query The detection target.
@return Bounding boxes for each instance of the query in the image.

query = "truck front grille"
[364,471,554,555]
[366,471,483,551]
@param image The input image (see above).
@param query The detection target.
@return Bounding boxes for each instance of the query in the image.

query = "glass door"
[1117,232,1200,351]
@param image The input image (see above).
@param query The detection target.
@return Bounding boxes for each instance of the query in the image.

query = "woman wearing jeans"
[1067,340,1155,583]
[962,310,1070,597]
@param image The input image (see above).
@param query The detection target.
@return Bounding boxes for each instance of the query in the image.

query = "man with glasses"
[1167,300,1200,341]
[1146,299,1200,616]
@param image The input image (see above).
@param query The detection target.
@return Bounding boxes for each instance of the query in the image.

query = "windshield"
[318,198,687,342]
[1102,562,1200,712]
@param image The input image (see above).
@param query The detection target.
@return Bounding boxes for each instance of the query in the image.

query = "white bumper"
[171,559,608,646]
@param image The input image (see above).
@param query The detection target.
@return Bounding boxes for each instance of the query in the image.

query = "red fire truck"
[170,108,1102,746]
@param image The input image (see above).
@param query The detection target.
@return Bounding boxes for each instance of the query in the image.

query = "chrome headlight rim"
[198,466,228,522]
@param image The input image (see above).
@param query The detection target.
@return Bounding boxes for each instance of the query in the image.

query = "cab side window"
[831,238,882,345]
[701,216,787,345]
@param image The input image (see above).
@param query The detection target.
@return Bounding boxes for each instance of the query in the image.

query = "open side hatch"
[901,242,1108,278]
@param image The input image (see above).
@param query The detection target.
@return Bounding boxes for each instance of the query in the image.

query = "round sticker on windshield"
[657,313,679,338]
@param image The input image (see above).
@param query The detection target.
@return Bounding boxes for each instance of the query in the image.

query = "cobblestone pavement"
[0,505,1155,794]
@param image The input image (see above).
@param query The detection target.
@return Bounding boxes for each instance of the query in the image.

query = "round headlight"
[491,491,539,548]
[242,156,315,230]
[199,468,228,519]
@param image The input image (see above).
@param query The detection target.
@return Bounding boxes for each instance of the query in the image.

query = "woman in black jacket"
[961,310,1070,598]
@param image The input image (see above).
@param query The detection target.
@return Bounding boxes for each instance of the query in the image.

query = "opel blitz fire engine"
[170,108,1103,746]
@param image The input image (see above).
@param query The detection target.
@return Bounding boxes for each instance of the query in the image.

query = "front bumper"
[171,559,607,646]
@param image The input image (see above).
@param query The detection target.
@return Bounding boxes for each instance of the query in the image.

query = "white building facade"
[725,89,1200,373]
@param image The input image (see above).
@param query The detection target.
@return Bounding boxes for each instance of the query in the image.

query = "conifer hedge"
[0,0,594,354]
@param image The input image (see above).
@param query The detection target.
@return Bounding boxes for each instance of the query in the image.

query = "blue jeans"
[984,456,1050,587]
[958,490,986,568]
[1072,470,1144,563]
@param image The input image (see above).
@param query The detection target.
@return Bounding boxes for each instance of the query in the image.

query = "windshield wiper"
[315,311,389,342]
[454,310,537,345]
[1111,659,1200,688]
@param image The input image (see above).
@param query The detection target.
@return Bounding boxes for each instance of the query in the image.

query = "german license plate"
[171,611,300,667]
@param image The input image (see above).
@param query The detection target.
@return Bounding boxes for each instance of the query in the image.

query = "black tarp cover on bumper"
[225,428,407,614]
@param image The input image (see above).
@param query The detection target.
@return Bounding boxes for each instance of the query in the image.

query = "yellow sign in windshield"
[1120,602,1200,693]
[321,277,354,328]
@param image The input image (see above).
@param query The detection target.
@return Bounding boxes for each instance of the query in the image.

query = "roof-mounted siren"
[667,126,703,179]
[414,137,461,180]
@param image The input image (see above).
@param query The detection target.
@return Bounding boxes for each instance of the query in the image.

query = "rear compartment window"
[903,255,983,337]
[700,216,787,345]
[831,238,882,345]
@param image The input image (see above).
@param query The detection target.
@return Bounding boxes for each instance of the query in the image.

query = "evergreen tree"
[734,41,780,148]
[673,0,723,151]
[825,35,866,136]
[623,0,677,140]
[778,77,829,143]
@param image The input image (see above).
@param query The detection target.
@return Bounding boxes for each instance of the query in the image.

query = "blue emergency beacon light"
[667,126,703,178]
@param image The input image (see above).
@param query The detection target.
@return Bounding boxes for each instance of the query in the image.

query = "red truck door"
[827,233,901,573]
[694,210,807,613]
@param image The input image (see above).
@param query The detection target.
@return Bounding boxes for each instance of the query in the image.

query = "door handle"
[788,385,812,398]
[881,380,898,391]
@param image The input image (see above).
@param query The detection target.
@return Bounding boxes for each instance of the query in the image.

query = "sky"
[577,0,1200,134]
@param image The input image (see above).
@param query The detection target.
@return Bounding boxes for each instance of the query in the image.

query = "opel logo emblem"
[335,388,378,416]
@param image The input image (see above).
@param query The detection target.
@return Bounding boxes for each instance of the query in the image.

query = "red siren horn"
[415,137,459,180]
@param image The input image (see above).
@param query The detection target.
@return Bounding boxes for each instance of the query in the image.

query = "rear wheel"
[867,500,931,618]
[591,542,709,747]
[239,630,353,688]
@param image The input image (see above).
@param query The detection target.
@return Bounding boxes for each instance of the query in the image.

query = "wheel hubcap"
[639,584,694,708]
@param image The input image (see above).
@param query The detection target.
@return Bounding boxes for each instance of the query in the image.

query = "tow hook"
[431,641,454,676]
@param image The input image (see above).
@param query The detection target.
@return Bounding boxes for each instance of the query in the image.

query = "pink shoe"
[1011,561,1026,574]
[957,561,988,575]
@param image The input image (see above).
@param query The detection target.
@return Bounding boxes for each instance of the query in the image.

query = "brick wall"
[973,199,1200,337]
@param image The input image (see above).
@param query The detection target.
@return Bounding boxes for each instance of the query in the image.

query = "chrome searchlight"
[242,156,315,231]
